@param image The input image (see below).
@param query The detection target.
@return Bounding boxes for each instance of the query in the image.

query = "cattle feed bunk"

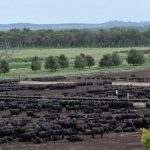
[0,73,150,148]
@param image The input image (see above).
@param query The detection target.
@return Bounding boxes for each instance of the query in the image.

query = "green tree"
[31,56,41,71]
[0,59,9,73]
[74,56,86,69]
[127,49,145,65]
[58,54,69,69]
[112,52,122,66]
[99,54,113,67]
[44,56,58,71]
[86,55,95,68]
[0,28,150,48]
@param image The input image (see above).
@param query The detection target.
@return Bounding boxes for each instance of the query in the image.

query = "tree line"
[1,28,150,49]
[99,49,145,67]
[30,49,145,72]
[30,53,96,71]
[0,49,145,74]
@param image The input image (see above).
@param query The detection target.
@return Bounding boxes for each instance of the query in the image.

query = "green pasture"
[12,47,150,61]
[0,47,149,79]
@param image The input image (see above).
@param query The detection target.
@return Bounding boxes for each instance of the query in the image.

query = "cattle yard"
[0,69,150,150]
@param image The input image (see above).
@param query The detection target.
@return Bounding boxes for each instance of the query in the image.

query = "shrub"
[0,59,9,73]
[31,56,41,71]
[141,128,150,150]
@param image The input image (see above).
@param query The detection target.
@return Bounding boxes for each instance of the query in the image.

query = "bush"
[0,59,9,73]
[86,55,95,68]
[31,56,41,71]
[112,52,122,66]
[58,54,69,69]
[141,128,150,150]
[74,56,86,69]
[127,49,145,65]
[99,54,113,67]
[44,56,59,71]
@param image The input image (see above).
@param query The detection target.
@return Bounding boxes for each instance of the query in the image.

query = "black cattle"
[26,111,34,117]
[10,109,20,115]
[66,105,80,112]
[33,137,44,144]
[62,128,77,136]
[143,118,150,127]
[51,135,63,141]
[0,126,15,137]
[59,120,76,129]
[0,137,8,144]
[19,131,35,142]
[144,112,150,118]
[92,127,105,138]
[67,135,83,142]
[101,105,109,112]
[123,127,136,132]
[44,113,60,120]
[115,127,123,133]
[38,131,49,139]
[67,113,84,119]
[132,118,144,128]
[101,113,113,120]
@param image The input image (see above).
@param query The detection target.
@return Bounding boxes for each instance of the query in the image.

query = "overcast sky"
[1,0,150,24]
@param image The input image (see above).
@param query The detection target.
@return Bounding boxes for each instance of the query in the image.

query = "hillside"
[1,21,150,31]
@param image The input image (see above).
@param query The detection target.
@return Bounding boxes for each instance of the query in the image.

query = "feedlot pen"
[1,70,150,150]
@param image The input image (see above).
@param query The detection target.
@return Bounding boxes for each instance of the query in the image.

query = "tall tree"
[0,28,150,48]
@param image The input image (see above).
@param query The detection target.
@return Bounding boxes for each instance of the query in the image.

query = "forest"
[0,28,150,49]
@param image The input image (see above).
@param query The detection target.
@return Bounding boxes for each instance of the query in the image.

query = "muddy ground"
[1,132,144,150]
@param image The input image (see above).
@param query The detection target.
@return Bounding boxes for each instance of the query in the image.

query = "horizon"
[1,20,150,25]
[1,0,150,24]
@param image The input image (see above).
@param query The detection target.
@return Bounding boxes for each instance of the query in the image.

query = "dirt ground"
[1,132,144,150]
[19,81,78,85]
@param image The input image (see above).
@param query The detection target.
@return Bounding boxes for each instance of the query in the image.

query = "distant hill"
[1,21,150,31]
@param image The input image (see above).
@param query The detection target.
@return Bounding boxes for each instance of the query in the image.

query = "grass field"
[12,47,150,61]
[0,47,150,79]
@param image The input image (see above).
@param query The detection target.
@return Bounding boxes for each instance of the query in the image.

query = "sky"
[0,0,150,24]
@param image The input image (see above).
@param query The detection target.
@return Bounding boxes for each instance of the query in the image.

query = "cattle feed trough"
[133,102,146,109]
[112,81,150,87]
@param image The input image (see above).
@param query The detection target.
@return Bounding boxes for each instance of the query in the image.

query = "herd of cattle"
[0,97,150,144]
[0,74,150,145]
